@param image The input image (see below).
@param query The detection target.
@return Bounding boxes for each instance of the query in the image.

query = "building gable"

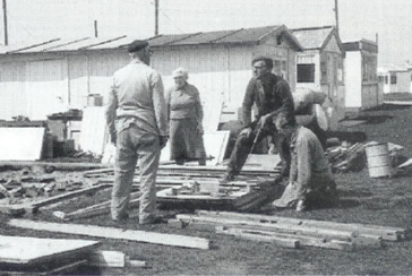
[323,34,343,55]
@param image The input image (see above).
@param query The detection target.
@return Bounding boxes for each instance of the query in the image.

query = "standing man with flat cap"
[105,40,168,225]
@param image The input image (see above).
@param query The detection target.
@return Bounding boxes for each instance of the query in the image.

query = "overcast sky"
[2,0,411,67]
[159,0,411,67]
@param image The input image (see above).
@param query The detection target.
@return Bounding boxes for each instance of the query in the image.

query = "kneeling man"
[272,113,338,211]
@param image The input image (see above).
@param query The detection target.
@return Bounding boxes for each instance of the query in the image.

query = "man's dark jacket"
[241,73,295,126]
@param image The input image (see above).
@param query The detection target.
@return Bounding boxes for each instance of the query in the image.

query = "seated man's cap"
[127,40,149,53]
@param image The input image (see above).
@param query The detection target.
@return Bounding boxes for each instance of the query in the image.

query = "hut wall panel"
[344,52,362,108]
[227,46,253,108]
[0,61,27,120]
[87,52,128,104]
[68,55,88,109]
[25,59,68,120]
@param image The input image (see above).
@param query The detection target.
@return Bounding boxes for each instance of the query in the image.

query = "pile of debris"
[327,141,366,173]
[326,139,406,175]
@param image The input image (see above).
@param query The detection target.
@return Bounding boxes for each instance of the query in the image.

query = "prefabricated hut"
[148,25,303,121]
[291,26,345,130]
[0,25,302,125]
[0,36,140,121]
[377,65,412,94]
[342,39,383,112]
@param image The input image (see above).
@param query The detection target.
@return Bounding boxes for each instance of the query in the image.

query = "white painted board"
[0,127,45,161]
[0,235,100,265]
[79,107,108,155]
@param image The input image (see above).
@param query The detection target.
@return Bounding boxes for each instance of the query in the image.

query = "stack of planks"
[171,211,408,251]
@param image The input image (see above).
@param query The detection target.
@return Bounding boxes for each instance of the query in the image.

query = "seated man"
[220,56,295,183]
[272,113,338,212]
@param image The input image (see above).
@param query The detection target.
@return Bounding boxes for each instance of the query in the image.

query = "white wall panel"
[25,60,68,120]
[0,62,27,120]
[87,52,128,104]
[68,55,88,109]
[344,52,362,108]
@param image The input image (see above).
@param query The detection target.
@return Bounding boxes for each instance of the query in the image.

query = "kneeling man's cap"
[127,40,149,53]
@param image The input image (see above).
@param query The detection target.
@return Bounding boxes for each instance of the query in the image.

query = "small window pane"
[297,64,315,83]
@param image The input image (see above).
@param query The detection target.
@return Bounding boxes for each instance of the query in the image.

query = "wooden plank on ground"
[0,128,45,161]
[0,259,89,276]
[244,154,281,170]
[197,211,404,241]
[23,183,111,213]
[157,164,279,174]
[54,191,141,221]
[216,226,355,251]
[0,204,26,216]
[88,250,146,268]
[0,235,100,265]
[216,225,300,249]
[8,219,211,250]
[0,161,111,171]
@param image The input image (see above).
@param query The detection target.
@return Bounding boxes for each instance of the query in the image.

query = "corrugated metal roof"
[216,25,279,44]
[0,24,302,54]
[148,26,283,46]
[291,26,334,50]
[88,36,134,50]
[167,29,241,45]
[46,36,126,51]
[148,33,198,46]
[18,37,90,53]
[1,38,61,54]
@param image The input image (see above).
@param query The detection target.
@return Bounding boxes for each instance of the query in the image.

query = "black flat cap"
[127,40,149,53]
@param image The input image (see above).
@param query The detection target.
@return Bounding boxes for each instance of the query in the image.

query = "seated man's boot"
[175,158,185,165]
[198,158,206,166]
[219,172,235,184]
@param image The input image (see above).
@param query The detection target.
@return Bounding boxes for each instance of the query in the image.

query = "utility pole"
[155,0,159,35]
[334,0,339,36]
[94,20,98,38]
[2,0,8,45]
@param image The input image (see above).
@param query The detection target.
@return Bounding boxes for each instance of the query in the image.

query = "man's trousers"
[111,125,160,223]
[226,124,290,176]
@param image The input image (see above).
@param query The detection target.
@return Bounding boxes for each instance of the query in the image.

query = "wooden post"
[334,0,339,36]
[2,0,8,46]
[94,20,98,38]
[155,0,159,35]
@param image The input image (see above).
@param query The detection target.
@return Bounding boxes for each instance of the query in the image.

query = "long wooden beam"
[216,226,353,251]
[217,225,300,249]
[8,219,210,250]
[23,184,111,214]
[0,161,111,171]
[54,192,141,221]
[197,210,405,241]
[176,214,356,241]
